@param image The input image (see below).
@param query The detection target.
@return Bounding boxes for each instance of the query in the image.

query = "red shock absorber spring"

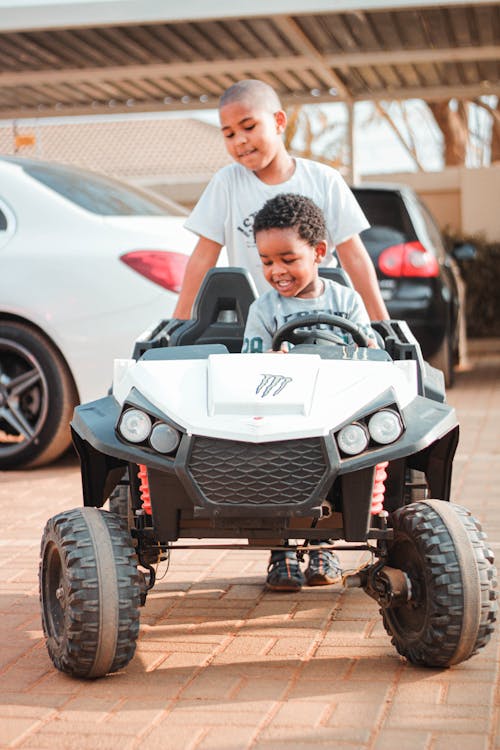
[137,464,152,515]
[371,461,388,515]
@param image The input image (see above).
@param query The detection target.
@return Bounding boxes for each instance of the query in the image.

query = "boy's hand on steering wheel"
[267,345,288,354]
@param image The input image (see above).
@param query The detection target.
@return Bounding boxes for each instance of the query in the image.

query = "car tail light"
[120,250,189,292]
[378,241,439,278]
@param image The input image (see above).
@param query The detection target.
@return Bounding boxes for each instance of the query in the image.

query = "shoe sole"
[305,573,342,586]
[266,581,303,592]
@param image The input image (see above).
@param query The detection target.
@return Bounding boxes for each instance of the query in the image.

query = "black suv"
[352,183,475,386]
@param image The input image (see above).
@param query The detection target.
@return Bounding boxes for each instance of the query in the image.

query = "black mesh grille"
[188,436,326,506]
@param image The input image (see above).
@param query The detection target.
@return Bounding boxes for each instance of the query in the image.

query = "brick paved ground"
[0,343,499,750]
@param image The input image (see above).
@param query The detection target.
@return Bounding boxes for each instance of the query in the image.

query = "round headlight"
[119,409,152,443]
[368,409,403,444]
[337,422,369,456]
[149,422,180,454]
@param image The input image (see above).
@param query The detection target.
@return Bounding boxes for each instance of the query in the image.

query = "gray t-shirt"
[242,278,377,353]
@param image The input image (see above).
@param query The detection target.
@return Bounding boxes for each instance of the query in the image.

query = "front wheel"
[39,507,141,678]
[382,500,497,668]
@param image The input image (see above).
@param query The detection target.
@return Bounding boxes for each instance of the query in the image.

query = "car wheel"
[382,500,497,668]
[428,330,454,388]
[0,321,78,469]
[39,507,141,678]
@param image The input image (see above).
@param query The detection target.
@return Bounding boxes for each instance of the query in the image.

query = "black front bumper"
[71,393,458,542]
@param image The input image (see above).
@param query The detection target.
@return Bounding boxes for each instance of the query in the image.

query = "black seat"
[319,266,352,287]
[169,267,258,352]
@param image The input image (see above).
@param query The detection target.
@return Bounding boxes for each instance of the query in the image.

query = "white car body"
[0,156,197,405]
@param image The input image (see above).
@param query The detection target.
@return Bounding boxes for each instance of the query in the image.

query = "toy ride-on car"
[39,268,497,679]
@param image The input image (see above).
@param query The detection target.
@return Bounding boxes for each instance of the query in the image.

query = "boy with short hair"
[173,78,388,323]
[244,192,377,591]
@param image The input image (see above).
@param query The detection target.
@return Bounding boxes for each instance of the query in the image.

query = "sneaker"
[266,550,305,592]
[305,546,342,586]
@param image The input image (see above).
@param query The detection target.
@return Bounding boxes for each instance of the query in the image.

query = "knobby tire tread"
[382,500,497,668]
[39,507,140,678]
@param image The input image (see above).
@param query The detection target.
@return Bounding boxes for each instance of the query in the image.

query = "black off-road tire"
[0,322,78,469]
[39,507,141,679]
[429,331,454,388]
[108,483,135,530]
[404,469,429,504]
[382,499,497,668]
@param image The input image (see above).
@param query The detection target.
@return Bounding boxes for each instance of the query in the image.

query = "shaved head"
[220,79,282,113]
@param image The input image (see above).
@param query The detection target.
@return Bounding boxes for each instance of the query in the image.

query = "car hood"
[112,352,419,442]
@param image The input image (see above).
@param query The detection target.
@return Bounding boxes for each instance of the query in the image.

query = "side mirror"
[452,241,476,261]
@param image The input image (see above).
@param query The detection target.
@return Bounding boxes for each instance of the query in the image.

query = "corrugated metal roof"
[0,2,498,120]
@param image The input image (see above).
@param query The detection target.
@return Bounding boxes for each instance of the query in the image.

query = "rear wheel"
[382,500,497,667]
[429,330,454,388]
[0,322,78,469]
[404,469,429,504]
[108,477,135,530]
[39,507,140,678]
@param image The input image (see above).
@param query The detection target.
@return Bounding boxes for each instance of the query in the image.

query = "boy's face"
[219,98,286,174]
[256,227,326,299]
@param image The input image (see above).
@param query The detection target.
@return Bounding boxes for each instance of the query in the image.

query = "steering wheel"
[272,313,372,351]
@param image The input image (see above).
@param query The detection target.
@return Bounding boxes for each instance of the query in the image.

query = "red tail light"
[120,251,189,293]
[378,241,439,278]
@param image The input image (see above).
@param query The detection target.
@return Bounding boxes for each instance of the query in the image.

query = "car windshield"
[3,157,182,217]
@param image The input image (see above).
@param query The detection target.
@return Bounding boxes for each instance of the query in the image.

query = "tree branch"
[375,102,425,171]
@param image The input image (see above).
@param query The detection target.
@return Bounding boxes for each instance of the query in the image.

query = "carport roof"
[0,0,498,121]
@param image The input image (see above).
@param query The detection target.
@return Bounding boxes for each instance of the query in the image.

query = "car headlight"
[118,408,152,443]
[149,422,180,454]
[337,422,369,456]
[368,409,403,444]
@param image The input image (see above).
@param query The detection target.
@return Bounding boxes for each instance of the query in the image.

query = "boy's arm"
[173,236,222,319]
[336,235,389,321]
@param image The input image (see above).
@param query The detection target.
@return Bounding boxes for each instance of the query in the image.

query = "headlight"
[337,422,369,456]
[149,422,180,454]
[118,409,152,443]
[368,409,403,444]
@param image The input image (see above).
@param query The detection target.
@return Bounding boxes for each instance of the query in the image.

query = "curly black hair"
[253,193,326,246]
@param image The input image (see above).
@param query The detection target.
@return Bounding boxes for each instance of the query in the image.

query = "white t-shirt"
[184,158,369,295]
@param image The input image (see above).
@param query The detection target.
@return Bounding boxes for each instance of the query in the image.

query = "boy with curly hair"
[244,193,377,591]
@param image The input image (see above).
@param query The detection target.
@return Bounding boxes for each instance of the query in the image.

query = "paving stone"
[433,733,489,750]
[0,716,45,745]
[373,729,431,750]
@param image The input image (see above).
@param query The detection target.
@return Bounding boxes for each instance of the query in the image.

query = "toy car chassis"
[39,268,497,679]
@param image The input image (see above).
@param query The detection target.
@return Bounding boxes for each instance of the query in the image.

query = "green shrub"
[446,232,500,338]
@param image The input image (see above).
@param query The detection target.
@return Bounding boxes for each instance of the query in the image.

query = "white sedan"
[0,155,197,469]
